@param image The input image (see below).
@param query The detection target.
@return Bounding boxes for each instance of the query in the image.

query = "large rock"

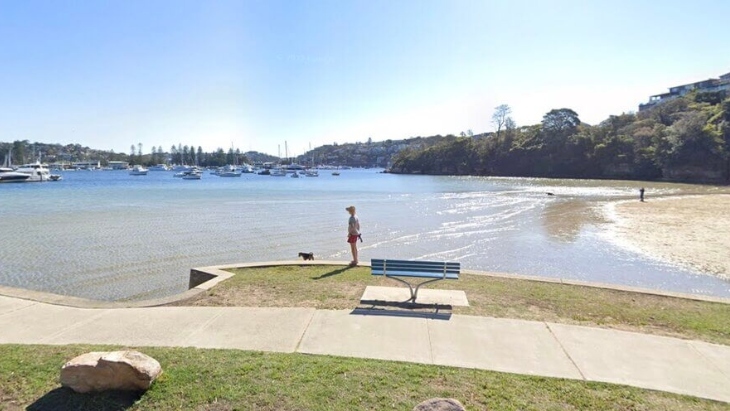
[413,398,467,411]
[60,350,162,393]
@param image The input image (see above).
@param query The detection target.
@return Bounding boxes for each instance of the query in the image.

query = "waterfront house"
[639,71,730,111]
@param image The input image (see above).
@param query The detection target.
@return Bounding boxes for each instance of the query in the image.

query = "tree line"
[0,140,279,168]
[390,91,730,183]
[128,144,251,167]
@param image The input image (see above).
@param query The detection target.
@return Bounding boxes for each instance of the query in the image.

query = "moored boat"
[149,164,170,171]
[13,162,53,182]
[175,166,202,178]
[219,167,242,177]
[182,170,202,180]
[0,168,32,183]
[270,167,287,177]
[129,165,148,175]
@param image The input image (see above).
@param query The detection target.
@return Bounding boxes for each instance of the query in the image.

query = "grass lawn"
[176,265,730,345]
[1,344,727,411]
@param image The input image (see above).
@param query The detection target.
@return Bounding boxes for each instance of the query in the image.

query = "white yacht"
[13,162,53,182]
[1,151,35,182]
[129,165,148,175]
[0,167,31,183]
[148,164,170,171]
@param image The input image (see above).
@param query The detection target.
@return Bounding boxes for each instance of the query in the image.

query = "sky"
[1,0,729,157]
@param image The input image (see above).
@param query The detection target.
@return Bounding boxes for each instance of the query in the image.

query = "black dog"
[298,252,314,261]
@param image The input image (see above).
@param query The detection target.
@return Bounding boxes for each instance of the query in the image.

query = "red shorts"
[347,235,359,244]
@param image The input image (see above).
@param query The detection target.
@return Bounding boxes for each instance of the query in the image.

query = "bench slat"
[371,267,460,275]
[370,264,460,272]
[371,269,459,279]
[371,259,459,270]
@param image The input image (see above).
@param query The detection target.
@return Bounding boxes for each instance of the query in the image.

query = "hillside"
[293,135,478,167]
[390,92,730,183]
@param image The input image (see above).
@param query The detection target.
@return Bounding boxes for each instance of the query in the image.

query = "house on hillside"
[639,71,730,111]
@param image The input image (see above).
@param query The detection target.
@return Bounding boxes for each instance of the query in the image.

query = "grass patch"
[177,265,730,345]
[1,344,727,411]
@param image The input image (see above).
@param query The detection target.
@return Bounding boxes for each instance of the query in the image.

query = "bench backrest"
[371,259,460,280]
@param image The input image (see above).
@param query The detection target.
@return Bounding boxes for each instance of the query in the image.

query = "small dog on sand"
[298,252,314,261]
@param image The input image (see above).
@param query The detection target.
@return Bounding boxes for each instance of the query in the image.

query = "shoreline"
[607,194,730,280]
[2,261,729,309]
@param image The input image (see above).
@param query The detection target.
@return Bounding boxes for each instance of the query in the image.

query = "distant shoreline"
[608,194,730,280]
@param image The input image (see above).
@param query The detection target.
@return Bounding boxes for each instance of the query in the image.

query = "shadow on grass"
[26,387,141,411]
[353,300,453,320]
[311,266,352,280]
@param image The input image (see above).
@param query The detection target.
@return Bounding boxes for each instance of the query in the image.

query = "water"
[1,169,729,301]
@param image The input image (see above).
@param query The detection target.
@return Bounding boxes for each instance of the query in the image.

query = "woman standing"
[346,206,360,266]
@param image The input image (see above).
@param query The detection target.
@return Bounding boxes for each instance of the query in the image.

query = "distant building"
[639,71,730,111]
[108,161,129,170]
[73,161,101,170]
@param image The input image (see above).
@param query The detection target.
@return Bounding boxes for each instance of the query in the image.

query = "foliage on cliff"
[295,136,460,168]
[391,92,730,182]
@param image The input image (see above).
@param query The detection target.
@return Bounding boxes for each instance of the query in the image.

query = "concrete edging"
[0,260,728,308]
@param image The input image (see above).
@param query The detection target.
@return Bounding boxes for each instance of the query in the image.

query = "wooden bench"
[370,259,460,303]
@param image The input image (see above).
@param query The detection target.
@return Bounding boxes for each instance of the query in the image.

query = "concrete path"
[0,294,728,403]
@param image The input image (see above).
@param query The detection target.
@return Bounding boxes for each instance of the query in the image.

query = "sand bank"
[610,195,730,279]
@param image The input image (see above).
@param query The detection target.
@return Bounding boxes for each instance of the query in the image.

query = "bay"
[1,169,729,301]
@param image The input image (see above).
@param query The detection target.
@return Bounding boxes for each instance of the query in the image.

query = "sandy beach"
[611,194,730,280]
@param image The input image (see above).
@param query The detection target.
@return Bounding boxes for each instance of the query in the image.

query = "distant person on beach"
[640,187,645,202]
[346,205,360,266]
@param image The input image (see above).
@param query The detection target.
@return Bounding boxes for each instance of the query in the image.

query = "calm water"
[1,169,729,301]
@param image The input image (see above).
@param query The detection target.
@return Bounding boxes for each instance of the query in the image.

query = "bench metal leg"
[412,277,444,302]
[385,275,444,303]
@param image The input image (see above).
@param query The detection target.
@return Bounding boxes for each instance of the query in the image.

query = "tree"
[505,118,516,134]
[137,143,143,157]
[492,104,512,139]
[542,108,580,137]
[12,140,27,164]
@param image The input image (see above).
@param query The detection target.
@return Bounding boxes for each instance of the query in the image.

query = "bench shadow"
[311,266,352,280]
[26,387,141,411]
[352,299,453,320]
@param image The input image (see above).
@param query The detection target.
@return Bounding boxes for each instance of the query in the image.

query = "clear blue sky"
[1,0,728,157]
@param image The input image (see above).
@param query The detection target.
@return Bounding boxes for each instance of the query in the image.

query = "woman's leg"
[350,242,358,265]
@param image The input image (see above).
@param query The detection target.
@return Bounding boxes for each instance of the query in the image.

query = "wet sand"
[611,195,730,279]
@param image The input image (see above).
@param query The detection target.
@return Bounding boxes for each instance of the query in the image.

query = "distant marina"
[1,168,729,302]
